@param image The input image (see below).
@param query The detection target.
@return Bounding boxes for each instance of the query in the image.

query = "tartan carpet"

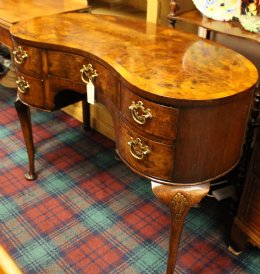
[0,85,259,274]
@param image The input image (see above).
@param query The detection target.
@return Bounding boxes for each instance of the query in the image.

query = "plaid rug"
[0,85,259,274]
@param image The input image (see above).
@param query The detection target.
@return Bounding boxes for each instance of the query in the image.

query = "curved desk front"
[10,13,258,273]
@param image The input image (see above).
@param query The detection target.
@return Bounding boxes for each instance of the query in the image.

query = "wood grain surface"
[10,13,258,106]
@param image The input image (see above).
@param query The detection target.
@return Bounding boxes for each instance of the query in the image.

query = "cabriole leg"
[14,99,37,180]
[151,181,210,274]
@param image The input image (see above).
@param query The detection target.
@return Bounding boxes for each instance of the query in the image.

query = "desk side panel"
[172,90,254,184]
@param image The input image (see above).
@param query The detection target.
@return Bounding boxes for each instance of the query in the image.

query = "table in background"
[168,8,260,43]
[0,0,89,87]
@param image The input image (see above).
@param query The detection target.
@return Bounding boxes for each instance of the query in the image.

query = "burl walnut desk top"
[10,13,258,273]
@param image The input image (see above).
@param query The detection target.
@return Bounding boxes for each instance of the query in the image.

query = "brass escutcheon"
[16,76,30,94]
[128,137,150,160]
[80,64,98,84]
[13,46,28,65]
[129,101,152,125]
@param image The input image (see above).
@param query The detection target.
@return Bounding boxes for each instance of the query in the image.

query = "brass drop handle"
[129,101,152,125]
[128,137,150,160]
[16,76,30,94]
[13,46,28,65]
[80,64,98,84]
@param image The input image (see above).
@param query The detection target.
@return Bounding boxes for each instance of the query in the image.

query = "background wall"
[158,0,260,72]
[214,33,260,71]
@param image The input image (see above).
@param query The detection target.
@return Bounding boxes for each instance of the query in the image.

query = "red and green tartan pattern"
[0,86,260,273]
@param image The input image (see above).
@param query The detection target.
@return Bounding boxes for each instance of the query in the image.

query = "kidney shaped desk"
[10,13,258,273]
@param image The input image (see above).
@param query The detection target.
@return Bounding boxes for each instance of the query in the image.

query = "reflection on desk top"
[0,0,87,27]
[10,13,258,105]
[172,9,260,44]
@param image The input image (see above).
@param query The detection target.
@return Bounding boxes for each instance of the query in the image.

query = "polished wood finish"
[14,99,36,180]
[152,181,210,273]
[10,13,258,272]
[10,15,257,103]
[169,4,260,251]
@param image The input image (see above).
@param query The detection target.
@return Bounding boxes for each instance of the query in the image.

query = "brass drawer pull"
[80,64,98,84]
[13,46,28,65]
[129,101,152,125]
[128,137,150,160]
[16,76,30,94]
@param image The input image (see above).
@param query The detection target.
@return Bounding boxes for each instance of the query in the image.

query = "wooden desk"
[0,0,88,87]
[10,13,258,273]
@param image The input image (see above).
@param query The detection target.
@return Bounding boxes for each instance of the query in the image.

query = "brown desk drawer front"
[121,85,179,140]
[47,51,118,106]
[16,72,45,108]
[117,119,174,181]
[12,43,42,76]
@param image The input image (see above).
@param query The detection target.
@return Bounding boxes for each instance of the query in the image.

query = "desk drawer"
[117,119,174,181]
[16,72,45,109]
[12,43,42,76]
[121,86,179,140]
[47,51,118,106]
